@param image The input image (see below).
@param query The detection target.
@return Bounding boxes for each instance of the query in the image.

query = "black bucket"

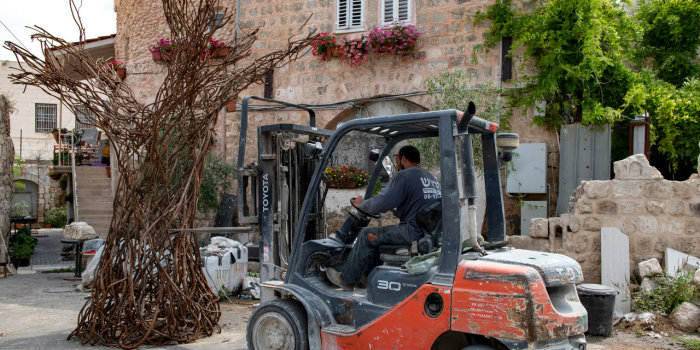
[577,284,618,337]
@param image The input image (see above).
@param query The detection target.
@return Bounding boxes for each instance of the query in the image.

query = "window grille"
[75,105,94,130]
[337,0,364,30]
[382,0,410,24]
[35,103,57,132]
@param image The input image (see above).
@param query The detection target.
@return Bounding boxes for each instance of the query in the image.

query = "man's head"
[395,145,420,170]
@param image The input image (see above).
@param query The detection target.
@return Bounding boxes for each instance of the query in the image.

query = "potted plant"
[48,171,63,181]
[368,21,423,59]
[11,201,30,219]
[341,36,371,67]
[206,38,231,58]
[51,128,69,143]
[107,60,126,80]
[10,225,37,267]
[45,207,67,229]
[150,38,186,61]
[310,32,340,61]
[325,166,368,188]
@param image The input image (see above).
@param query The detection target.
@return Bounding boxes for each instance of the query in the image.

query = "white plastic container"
[202,245,248,295]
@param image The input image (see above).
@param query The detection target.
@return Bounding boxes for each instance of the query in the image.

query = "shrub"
[11,201,30,218]
[632,268,698,315]
[197,154,236,216]
[45,207,67,228]
[10,225,37,261]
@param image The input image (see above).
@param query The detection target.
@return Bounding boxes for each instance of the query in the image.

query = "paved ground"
[1,229,697,349]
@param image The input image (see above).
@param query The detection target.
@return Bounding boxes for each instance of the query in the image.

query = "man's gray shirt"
[360,166,442,242]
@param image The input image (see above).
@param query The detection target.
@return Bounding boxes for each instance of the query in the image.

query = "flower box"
[116,68,126,80]
[213,46,231,58]
[325,166,368,189]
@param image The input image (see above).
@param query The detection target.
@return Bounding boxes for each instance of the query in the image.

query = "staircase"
[74,166,113,237]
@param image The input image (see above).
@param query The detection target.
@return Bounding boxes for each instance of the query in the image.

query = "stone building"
[114,0,558,232]
[0,60,78,223]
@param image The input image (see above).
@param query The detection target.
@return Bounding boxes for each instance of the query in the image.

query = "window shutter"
[397,0,409,21]
[337,0,363,29]
[383,0,394,24]
[337,0,348,28]
[382,0,410,24]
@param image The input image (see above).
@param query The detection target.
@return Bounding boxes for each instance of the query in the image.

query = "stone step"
[77,188,112,197]
[77,183,112,191]
[78,208,114,216]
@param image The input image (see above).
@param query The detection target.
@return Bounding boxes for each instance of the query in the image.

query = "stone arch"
[323,98,428,131]
[12,179,39,218]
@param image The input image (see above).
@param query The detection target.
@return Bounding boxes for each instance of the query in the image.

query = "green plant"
[11,201,30,218]
[10,225,37,262]
[12,156,25,191]
[414,70,503,170]
[63,192,73,203]
[671,336,700,350]
[59,176,68,189]
[325,166,368,188]
[310,33,339,60]
[631,268,698,315]
[197,153,236,216]
[372,180,382,196]
[633,0,700,87]
[45,207,67,228]
[475,0,637,127]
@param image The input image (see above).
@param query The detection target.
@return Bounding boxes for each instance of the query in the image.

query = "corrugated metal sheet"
[556,124,611,215]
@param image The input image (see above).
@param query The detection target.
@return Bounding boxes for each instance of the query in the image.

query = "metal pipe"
[70,133,79,221]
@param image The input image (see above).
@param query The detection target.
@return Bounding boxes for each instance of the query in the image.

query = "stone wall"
[510,154,700,283]
[115,0,560,224]
[1,97,13,263]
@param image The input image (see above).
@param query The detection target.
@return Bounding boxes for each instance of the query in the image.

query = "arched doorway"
[12,180,38,218]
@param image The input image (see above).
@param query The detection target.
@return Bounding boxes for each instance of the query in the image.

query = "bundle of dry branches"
[4,0,315,348]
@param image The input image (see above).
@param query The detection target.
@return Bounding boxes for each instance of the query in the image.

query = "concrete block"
[601,227,631,314]
[613,154,663,180]
[669,302,700,332]
[638,258,663,279]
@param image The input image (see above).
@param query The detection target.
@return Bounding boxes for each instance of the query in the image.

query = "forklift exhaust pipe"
[460,102,484,255]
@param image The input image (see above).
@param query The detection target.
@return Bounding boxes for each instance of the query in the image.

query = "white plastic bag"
[79,245,104,290]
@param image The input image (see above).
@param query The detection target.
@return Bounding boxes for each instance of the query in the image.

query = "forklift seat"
[378,199,442,265]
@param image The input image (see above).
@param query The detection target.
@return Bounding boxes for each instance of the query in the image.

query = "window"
[337,0,364,31]
[75,105,94,130]
[209,12,225,31]
[35,103,57,132]
[382,0,410,24]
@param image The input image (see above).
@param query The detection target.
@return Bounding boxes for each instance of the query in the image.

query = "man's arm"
[358,174,406,215]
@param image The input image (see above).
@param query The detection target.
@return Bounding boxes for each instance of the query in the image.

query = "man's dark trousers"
[339,224,410,286]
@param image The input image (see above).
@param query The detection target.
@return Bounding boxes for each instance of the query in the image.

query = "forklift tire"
[247,299,309,350]
[461,346,497,350]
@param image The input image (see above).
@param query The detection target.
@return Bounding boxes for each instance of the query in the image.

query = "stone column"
[0,95,15,265]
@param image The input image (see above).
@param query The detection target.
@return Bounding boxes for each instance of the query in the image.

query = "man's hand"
[351,196,364,208]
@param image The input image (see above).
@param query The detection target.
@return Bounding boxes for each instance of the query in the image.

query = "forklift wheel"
[247,299,309,350]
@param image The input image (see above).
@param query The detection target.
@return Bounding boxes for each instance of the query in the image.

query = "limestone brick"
[668,200,687,216]
[576,200,593,214]
[596,200,617,214]
[658,219,684,235]
[644,181,673,198]
[690,203,700,217]
[672,182,693,199]
[585,181,611,199]
[529,217,548,238]
[583,217,601,231]
[612,180,643,198]
[620,200,644,215]
[613,154,663,180]
[688,220,700,235]
[645,200,664,215]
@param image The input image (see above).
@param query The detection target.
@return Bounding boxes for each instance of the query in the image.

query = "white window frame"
[381,0,412,25]
[75,105,95,130]
[35,103,57,133]
[336,0,365,33]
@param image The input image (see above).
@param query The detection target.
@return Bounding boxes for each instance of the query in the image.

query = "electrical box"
[520,201,548,236]
[506,143,547,194]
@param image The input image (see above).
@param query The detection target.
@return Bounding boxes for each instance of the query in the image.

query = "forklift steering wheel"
[350,197,381,219]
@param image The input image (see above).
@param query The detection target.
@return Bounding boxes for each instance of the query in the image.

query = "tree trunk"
[0,95,14,266]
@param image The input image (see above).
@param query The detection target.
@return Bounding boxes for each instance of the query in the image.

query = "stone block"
[668,200,687,216]
[639,277,658,295]
[585,181,611,199]
[614,154,663,180]
[63,222,98,240]
[645,200,665,215]
[669,302,700,332]
[583,217,601,231]
[688,220,700,235]
[529,218,549,238]
[567,215,581,233]
[611,180,645,198]
[576,200,593,214]
[690,203,700,216]
[636,216,658,234]
[644,182,673,198]
[596,200,618,214]
[620,200,644,214]
[672,182,693,199]
[638,258,663,279]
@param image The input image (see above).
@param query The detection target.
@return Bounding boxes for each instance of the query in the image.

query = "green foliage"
[10,225,37,260]
[63,192,73,203]
[11,201,30,218]
[45,207,67,228]
[417,70,503,170]
[325,166,368,188]
[631,268,698,315]
[476,0,637,127]
[634,0,700,87]
[671,336,700,350]
[12,156,25,191]
[197,153,236,216]
[624,71,700,176]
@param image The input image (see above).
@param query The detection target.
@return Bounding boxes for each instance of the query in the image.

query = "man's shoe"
[326,267,353,292]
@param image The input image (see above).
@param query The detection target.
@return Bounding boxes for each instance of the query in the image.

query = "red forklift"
[234,97,587,349]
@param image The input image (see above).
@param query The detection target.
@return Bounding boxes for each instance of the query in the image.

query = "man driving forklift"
[326,145,442,291]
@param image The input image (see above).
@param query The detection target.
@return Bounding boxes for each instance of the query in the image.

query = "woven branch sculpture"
[4,0,314,348]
